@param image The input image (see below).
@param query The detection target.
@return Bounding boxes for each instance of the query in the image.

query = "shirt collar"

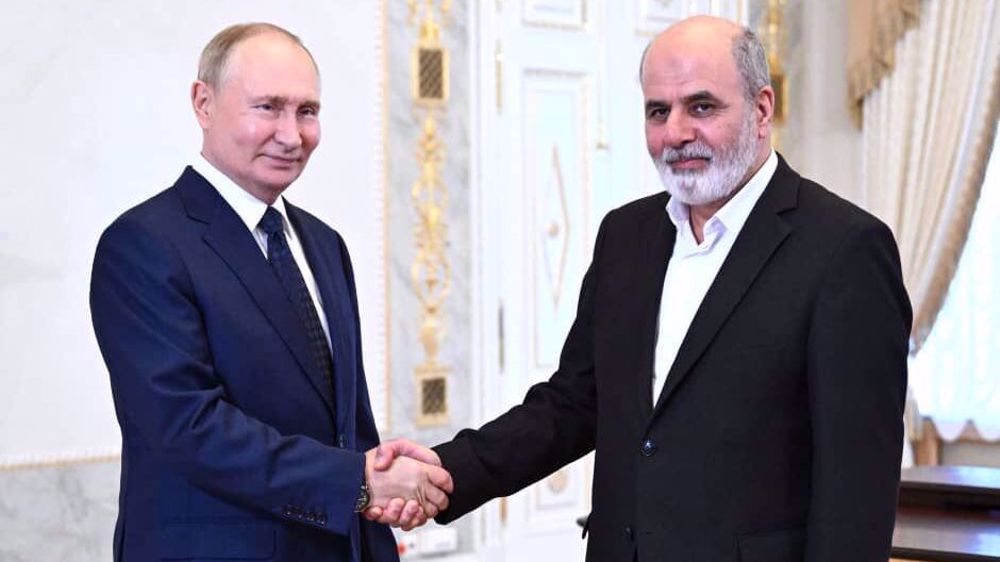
[191,153,293,238]
[665,149,778,239]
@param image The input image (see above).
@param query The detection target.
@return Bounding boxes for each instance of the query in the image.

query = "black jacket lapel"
[650,158,799,418]
[631,202,676,419]
[175,167,336,418]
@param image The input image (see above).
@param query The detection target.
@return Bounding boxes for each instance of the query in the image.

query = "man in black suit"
[368,15,911,562]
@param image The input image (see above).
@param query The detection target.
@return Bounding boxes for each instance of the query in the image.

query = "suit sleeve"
[804,220,912,561]
[432,214,611,524]
[90,216,364,536]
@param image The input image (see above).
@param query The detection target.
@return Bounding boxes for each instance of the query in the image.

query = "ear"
[754,85,775,139]
[191,80,214,130]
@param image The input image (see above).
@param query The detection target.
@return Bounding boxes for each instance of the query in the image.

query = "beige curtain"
[848,0,922,120]
[858,0,1000,461]
[861,0,1000,351]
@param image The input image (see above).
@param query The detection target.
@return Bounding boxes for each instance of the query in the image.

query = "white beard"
[654,110,760,206]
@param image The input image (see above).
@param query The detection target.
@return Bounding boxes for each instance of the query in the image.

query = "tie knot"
[259,207,284,236]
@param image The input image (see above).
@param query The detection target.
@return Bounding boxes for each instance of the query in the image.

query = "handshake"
[362,439,453,531]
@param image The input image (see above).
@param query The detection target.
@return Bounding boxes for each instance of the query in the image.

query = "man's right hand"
[363,440,452,531]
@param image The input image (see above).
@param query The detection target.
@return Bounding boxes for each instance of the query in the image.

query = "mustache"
[659,143,714,164]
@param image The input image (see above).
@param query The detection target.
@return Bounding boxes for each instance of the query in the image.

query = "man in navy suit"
[90,23,451,562]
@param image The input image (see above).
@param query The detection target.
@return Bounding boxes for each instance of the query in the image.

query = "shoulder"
[283,201,355,272]
[600,191,669,232]
[792,177,893,241]
[284,202,345,244]
[98,186,184,249]
[94,171,204,274]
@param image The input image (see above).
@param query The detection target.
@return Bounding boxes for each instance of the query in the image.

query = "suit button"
[338,434,347,448]
[640,439,657,457]
[624,525,634,540]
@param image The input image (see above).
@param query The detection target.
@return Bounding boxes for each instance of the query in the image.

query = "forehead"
[223,34,320,97]
[641,34,741,101]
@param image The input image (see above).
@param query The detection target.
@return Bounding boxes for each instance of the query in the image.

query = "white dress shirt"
[652,150,778,403]
[191,155,332,348]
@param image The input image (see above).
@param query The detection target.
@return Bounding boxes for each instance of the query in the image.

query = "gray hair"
[732,28,771,102]
[198,22,319,90]
[639,26,771,103]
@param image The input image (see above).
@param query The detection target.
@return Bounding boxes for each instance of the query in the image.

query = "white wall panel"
[0,0,388,464]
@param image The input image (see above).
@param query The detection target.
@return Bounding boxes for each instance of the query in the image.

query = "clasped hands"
[362,439,451,531]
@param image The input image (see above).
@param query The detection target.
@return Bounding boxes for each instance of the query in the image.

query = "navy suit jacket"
[90,167,398,562]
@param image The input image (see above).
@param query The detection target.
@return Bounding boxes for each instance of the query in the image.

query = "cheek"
[644,125,661,156]
[702,122,738,151]
[303,123,321,151]
[229,116,269,151]
[243,122,266,146]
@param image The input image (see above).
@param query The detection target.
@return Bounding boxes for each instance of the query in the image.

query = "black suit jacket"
[435,156,911,562]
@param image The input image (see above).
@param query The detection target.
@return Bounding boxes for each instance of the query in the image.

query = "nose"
[660,110,696,151]
[273,111,303,149]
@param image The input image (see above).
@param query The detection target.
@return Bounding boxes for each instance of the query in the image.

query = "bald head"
[639,16,770,103]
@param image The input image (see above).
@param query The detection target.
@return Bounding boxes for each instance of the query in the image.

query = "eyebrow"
[250,95,321,108]
[645,90,723,112]
[645,99,668,113]
[683,90,722,105]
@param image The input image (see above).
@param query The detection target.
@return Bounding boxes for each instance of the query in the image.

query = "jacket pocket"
[737,526,805,562]
[160,520,276,560]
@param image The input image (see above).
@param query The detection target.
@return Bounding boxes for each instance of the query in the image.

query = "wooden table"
[891,466,1000,561]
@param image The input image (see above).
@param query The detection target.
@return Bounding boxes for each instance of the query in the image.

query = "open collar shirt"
[191,154,332,347]
[652,150,778,403]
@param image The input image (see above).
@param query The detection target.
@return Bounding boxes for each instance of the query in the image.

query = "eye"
[690,102,715,116]
[255,102,277,112]
[299,105,319,117]
[646,106,669,121]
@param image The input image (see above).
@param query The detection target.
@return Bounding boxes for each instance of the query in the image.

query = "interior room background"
[1,1,996,560]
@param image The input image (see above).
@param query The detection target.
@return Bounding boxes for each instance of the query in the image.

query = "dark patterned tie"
[259,207,335,398]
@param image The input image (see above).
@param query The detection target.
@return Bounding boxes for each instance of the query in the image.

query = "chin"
[259,169,302,189]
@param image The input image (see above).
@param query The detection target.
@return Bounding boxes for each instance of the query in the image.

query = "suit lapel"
[650,158,799,418]
[632,204,676,420]
[175,168,336,419]
[285,201,357,434]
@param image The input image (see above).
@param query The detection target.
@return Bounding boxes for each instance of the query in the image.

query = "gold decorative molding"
[410,1,450,108]
[0,451,120,472]
[761,0,788,149]
[380,0,392,431]
[409,0,452,427]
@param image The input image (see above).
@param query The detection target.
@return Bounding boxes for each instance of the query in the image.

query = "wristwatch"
[354,479,372,513]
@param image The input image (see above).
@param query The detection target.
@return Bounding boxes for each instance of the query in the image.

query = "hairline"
[198,23,320,92]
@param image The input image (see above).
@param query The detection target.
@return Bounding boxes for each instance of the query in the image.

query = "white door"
[470,1,746,560]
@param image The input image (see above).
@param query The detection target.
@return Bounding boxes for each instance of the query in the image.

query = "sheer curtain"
[910,126,1000,441]
[859,0,1000,456]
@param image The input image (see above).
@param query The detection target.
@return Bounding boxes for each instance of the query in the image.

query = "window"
[910,123,1000,441]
